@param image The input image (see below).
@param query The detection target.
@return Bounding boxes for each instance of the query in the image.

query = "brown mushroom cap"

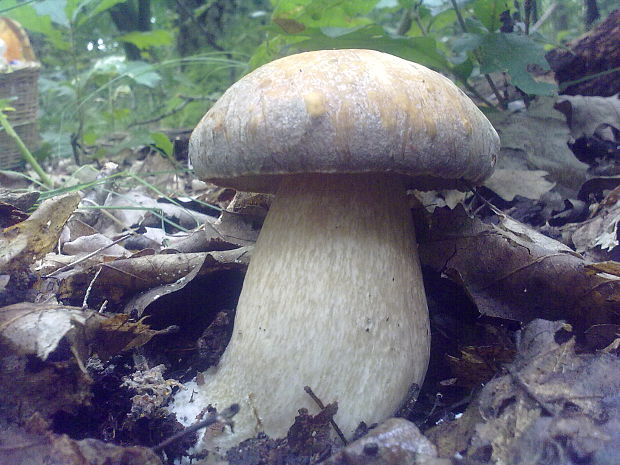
[190,49,499,193]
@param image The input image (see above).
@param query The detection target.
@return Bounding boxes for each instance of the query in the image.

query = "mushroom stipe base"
[172,173,431,451]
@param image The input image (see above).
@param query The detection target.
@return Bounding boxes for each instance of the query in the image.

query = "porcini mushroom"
[173,49,499,451]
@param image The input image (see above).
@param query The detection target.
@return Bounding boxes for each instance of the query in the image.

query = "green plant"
[0,101,53,187]
[250,0,560,109]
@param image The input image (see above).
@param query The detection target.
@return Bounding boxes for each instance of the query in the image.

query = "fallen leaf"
[0,423,163,465]
[467,319,620,465]
[483,169,555,201]
[56,248,251,310]
[418,206,620,329]
[489,97,588,196]
[555,94,620,142]
[0,193,81,273]
[572,184,620,255]
[320,418,441,465]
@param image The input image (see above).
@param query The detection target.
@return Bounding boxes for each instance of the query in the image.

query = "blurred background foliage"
[1,0,617,164]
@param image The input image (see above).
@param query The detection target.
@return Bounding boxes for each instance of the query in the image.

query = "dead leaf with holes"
[0,193,80,273]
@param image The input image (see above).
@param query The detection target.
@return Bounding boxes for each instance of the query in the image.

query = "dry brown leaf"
[418,206,620,329]
[320,418,442,465]
[0,193,80,273]
[555,94,620,142]
[572,184,620,255]
[0,200,29,228]
[488,97,588,196]
[0,302,163,366]
[467,319,620,465]
[56,248,250,310]
[0,423,163,465]
[483,169,556,202]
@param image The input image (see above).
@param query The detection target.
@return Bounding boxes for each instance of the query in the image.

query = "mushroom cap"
[191,49,499,193]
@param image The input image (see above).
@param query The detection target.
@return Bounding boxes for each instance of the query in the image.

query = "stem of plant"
[449,0,507,109]
[0,111,53,188]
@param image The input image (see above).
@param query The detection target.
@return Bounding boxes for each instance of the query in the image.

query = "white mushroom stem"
[173,173,430,451]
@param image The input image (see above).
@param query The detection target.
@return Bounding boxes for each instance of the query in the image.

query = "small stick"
[82,266,102,309]
[304,386,347,445]
[43,232,133,278]
[152,403,240,453]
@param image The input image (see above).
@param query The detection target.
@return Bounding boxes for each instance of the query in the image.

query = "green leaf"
[247,35,306,70]
[294,25,450,71]
[118,30,174,50]
[33,0,69,27]
[150,132,174,157]
[89,57,162,88]
[478,33,556,95]
[272,0,379,30]
[75,0,127,25]
[451,32,484,54]
[451,57,474,81]
[83,132,98,145]
[3,1,68,50]
[122,61,162,87]
[464,16,488,34]
[428,8,457,33]
[472,0,504,32]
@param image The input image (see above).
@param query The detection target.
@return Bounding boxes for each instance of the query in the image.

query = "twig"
[506,365,557,416]
[174,0,223,51]
[42,231,134,278]
[128,95,216,128]
[450,0,467,32]
[304,386,347,445]
[531,2,557,33]
[152,403,240,452]
[82,265,103,309]
[449,0,507,109]
[524,0,532,35]
[461,80,498,109]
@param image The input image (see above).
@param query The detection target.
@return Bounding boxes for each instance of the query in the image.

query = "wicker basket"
[0,120,37,169]
[0,16,40,170]
[0,64,40,125]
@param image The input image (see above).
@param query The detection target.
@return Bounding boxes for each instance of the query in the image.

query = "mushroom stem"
[174,173,430,450]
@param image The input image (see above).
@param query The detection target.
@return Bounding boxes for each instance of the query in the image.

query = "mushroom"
[173,49,499,451]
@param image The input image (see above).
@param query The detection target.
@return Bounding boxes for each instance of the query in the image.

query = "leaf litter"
[1,43,620,465]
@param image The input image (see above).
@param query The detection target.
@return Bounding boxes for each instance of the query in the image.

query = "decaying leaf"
[0,302,164,367]
[122,364,182,419]
[0,200,29,229]
[56,248,251,310]
[0,302,100,364]
[555,94,620,142]
[483,169,555,202]
[226,403,337,465]
[0,193,81,273]
[418,206,620,328]
[446,343,515,388]
[0,421,162,465]
[90,313,166,360]
[0,189,39,212]
[488,97,588,196]
[320,418,443,465]
[572,184,620,255]
[0,305,94,422]
[467,319,620,465]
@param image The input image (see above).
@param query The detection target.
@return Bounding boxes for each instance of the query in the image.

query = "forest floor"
[1,18,620,465]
